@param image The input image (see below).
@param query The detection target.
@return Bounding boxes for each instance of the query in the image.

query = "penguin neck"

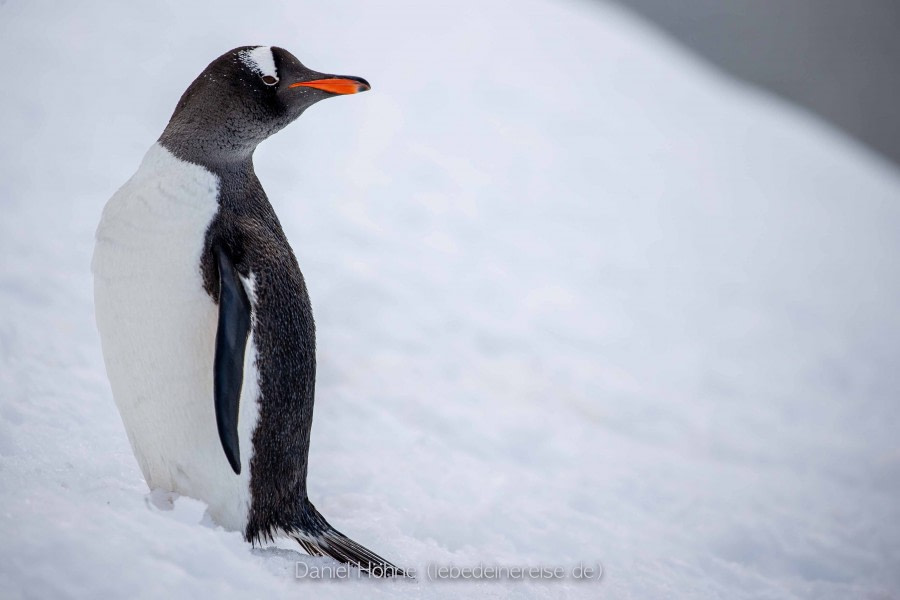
[158,128,258,174]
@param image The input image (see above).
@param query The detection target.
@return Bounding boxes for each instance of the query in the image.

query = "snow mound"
[1,0,899,598]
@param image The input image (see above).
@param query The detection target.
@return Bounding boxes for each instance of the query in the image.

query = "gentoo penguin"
[92,46,404,576]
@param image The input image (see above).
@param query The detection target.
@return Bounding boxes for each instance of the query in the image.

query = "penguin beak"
[289,76,370,95]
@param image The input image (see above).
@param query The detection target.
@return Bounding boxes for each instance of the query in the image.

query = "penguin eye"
[261,75,278,86]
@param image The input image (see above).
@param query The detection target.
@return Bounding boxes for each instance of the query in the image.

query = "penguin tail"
[290,500,408,578]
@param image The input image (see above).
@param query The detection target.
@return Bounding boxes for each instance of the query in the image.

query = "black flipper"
[289,500,408,578]
[213,245,252,475]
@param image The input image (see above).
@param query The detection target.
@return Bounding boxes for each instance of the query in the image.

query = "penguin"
[92,46,404,576]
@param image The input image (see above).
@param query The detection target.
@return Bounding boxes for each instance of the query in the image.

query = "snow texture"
[1,0,899,598]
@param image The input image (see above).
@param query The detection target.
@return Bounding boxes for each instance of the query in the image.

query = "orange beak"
[289,78,370,95]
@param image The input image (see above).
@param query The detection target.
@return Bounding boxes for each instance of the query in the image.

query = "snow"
[1,0,899,598]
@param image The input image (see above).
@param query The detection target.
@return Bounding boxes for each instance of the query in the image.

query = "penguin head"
[160,46,369,163]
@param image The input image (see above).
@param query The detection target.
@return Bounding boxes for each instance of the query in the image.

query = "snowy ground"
[1,0,899,598]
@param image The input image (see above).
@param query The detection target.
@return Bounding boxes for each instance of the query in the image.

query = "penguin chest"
[92,143,259,531]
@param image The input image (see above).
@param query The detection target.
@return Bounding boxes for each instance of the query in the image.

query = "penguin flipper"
[213,245,251,475]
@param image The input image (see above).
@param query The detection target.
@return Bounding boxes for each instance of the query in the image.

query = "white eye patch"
[238,46,279,84]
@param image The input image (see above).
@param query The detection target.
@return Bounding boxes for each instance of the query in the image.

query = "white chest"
[92,143,258,531]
